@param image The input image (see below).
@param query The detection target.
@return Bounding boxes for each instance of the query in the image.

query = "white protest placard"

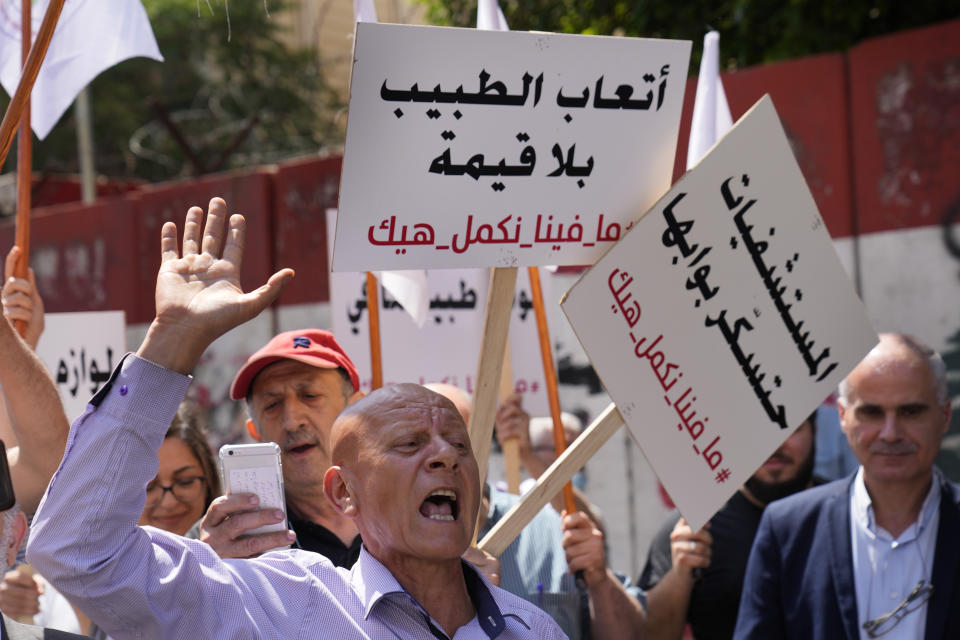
[333,22,690,271]
[35,311,126,423]
[561,96,877,530]
[327,213,549,416]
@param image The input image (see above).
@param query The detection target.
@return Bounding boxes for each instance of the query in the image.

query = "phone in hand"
[218,443,288,538]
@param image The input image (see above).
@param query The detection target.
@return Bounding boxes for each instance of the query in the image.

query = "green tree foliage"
[4,0,342,181]
[419,0,959,70]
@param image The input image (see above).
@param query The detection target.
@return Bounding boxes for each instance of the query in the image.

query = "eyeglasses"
[145,476,206,508]
[862,580,934,638]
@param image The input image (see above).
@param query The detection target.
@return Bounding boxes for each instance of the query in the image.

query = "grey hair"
[838,333,948,406]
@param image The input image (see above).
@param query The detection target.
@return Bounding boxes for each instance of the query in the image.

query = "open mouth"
[419,489,459,522]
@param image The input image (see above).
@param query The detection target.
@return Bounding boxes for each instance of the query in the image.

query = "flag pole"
[11,0,34,338]
[0,0,66,170]
[526,266,577,516]
[365,272,383,390]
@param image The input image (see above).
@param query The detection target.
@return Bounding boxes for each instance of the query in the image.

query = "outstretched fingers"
[160,222,180,263]
[182,207,203,256]
[201,198,229,257]
[221,214,246,272]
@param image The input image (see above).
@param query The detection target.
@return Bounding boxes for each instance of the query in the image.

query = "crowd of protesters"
[0,199,955,639]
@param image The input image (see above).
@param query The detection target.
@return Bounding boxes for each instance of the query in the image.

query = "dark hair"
[165,401,221,510]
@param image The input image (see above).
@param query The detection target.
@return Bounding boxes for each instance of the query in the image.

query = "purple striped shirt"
[27,355,566,640]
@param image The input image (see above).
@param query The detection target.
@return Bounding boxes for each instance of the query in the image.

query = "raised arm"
[27,199,298,638]
[562,510,646,639]
[642,518,713,640]
[0,247,67,513]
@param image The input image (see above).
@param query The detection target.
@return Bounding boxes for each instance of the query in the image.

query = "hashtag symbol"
[715,468,731,483]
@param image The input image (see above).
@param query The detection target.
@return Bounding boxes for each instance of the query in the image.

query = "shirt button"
[119,385,128,396]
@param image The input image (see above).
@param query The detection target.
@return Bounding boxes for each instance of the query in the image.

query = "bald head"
[330,383,466,466]
[423,383,472,425]
[323,383,481,569]
[839,333,947,407]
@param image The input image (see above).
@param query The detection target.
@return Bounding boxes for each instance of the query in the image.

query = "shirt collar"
[852,466,941,542]
[350,546,514,639]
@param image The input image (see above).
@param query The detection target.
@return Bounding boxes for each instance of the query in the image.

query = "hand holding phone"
[218,443,288,539]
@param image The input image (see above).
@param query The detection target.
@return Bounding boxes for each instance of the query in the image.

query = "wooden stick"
[0,0,66,170]
[468,266,517,485]
[365,272,383,390]
[12,0,32,337]
[479,402,623,556]
[499,340,521,494]
[527,266,577,515]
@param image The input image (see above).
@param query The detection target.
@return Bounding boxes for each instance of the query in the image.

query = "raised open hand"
[138,198,294,373]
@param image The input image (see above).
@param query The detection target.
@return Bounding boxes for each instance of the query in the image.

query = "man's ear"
[246,419,262,441]
[6,511,25,568]
[347,390,365,406]
[323,466,357,518]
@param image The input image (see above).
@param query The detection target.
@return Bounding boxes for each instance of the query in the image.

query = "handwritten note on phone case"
[229,467,283,510]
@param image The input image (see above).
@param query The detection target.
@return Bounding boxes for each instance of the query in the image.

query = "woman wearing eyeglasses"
[138,405,221,536]
[1,402,221,637]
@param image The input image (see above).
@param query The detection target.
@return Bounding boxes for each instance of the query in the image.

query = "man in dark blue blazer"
[734,333,959,640]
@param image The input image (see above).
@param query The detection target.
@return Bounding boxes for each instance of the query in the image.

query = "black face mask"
[744,446,815,506]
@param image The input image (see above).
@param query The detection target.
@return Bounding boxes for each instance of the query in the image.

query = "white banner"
[333,22,690,271]
[328,212,549,416]
[561,96,877,530]
[36,311,126,422]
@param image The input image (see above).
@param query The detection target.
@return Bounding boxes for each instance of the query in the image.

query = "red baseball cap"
[229,329,360,400]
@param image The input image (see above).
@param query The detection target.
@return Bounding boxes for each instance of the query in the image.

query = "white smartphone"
[218,443,289,537]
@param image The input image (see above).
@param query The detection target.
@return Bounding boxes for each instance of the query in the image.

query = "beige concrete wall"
[276,0,427,97]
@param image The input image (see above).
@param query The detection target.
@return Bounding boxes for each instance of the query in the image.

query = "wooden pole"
[499,341,521,494]
[0,0,66,171]
[470,266,517,544]
[479,403,623,556]
[12,0,33,337]
[526,266,577,515]
[365,272,383,390]
[468,267,518,485]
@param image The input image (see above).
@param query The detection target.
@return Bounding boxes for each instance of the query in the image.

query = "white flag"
[477,0,509,31]
[350,2,429,327]
[0,0,163,140]
[686,31,732,169]
[375,269,430,327]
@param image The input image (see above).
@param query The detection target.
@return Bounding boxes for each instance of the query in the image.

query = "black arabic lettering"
[380,71,544,107]
[705,310,789,430]
[547,144,594,178]
[729,184,840,381]
[660,193,698,258]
